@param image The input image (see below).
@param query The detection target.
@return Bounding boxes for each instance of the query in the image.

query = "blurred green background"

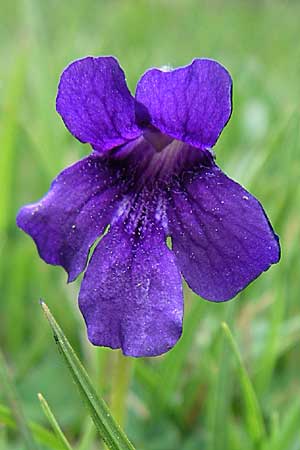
[0,0,300,449]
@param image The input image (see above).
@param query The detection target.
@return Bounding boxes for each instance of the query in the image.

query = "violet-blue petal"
[16,154,122,282]
[168,165,280,301]
[56,56,141,151]
[79,223,183,357]
[135,59,232,149]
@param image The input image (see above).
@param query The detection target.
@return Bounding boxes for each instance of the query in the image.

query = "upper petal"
[135,59,232,149]
[16,153,123,282]
[168,165,280,301]
[79,222,183,357]
[56,56,141,151]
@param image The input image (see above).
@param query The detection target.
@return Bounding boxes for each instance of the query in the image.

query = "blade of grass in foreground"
[0,51,27,233]
[265,399,300,450]
[221,322,266,444]
[0,349,39,450]
[0,403,66,450]
[159,295,204,408]
[207,301,236,450]
[38,393,73,450]
[40,300,135,450]
[254,282,284,395]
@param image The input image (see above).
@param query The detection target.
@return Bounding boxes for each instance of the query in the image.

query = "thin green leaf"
[207,301,236,450]
[38,393,73,450]
[254,283,285,394]
[0,349,39,450]
[40,301,135,450]
[207,334,232,450]
[159,295,204,407]
[221,322,266,443]
[244,109,298,189]
[76,419,96,450]
[269,411,280,444]
[0,51,27,232]
[265,400,300,450]
[0,403,66,450]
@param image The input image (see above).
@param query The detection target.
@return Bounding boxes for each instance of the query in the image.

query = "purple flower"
[17,57,280,357]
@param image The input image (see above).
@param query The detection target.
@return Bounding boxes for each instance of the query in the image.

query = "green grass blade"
[76,419,96,450]
[221,322,266,443]
[38,393,73,450]
[0,403,66,450]
[0,349,39,450]
[207,301,236,450]
[0,51,27,232]
[207,331,232,450]
[40,301,135,450]
[268,400,300,450]
[254,282,285,394]
[159,295,204,407]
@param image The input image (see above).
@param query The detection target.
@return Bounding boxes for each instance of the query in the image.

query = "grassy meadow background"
[1,0,300,449]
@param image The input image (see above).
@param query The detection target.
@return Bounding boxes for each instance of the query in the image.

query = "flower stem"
[110,351,134,427]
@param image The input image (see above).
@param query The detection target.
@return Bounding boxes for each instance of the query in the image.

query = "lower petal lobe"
[168,165,280,301]
[79,222,183,357]
[16,153,122,282]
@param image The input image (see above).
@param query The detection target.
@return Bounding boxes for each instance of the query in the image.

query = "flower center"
[142,128,173,152]
[109,129,213,236]
[111,128,211,190]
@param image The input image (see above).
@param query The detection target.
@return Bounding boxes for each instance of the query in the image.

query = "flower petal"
[135,59,232,149]
[79,223,183,357]
[56,56,141,151]
[168,165,280,301]
[16,154,123,282]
